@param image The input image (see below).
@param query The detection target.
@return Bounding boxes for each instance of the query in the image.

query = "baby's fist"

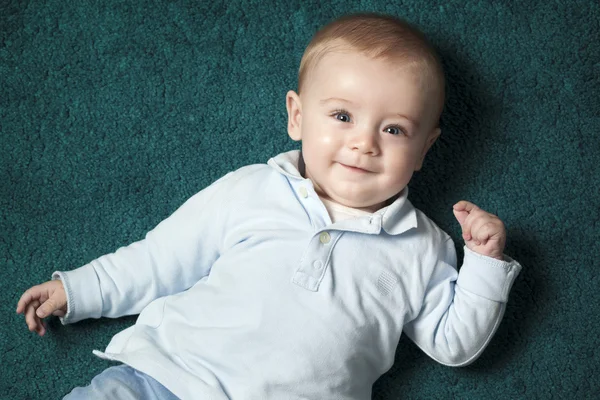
[452,201,506,260]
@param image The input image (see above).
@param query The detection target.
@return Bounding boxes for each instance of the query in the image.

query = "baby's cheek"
[391,157,415,178]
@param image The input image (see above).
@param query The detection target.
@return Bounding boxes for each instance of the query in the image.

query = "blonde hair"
[298,13,445,124]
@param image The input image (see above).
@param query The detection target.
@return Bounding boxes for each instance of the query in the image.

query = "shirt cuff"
[52,264,103,324]
[456,246,522,303]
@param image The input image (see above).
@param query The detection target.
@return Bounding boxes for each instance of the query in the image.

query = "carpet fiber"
[2,0,599,398]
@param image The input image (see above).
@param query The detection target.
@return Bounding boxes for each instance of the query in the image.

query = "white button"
[319,232,331,244]
[313,260,323,270]
[299,187,308,198]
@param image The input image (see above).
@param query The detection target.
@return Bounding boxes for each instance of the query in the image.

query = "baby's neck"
[318,195,373,222]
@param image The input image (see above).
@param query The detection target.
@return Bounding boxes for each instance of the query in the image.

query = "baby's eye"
[385,126,405,136]
[333,111,352,123]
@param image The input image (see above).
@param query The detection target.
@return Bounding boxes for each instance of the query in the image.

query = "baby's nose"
[348,127,380,155]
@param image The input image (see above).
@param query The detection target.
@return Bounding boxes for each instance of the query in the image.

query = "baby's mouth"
[338,162,371,173]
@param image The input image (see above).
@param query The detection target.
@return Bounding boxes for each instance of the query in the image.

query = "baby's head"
[286,13,445,212]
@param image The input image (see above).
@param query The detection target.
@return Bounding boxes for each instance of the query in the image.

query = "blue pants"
[64,365,179,399]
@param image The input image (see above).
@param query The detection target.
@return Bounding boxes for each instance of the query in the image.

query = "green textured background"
[2,0,599,398]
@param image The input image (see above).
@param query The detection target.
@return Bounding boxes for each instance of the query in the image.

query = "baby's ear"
[286,91,302,141]
[415,127,441,171]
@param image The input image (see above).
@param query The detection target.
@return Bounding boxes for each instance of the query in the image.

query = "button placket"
[293,181,330,230]
[292,230,342,291]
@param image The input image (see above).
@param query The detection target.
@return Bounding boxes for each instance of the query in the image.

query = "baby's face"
[287,50,440,211]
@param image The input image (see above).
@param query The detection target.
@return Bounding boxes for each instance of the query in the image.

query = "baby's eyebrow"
[319,97,356,106]
[396,113,419,129]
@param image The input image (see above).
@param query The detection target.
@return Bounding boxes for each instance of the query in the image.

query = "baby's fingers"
[17,287,42,314]
[36,293,66,319]
[453,200,478,213]
[471,222,492,245]
[25,300,46,336]
[474,217,504,242]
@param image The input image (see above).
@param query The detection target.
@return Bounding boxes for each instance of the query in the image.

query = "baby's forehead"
[310,42,433,75]
[311,47,436,87]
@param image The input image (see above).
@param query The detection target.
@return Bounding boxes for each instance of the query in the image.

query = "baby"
[17,13,522,400]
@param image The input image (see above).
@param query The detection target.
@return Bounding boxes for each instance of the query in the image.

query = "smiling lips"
[338,162,372,173]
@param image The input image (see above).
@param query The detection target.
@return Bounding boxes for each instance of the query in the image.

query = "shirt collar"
[268,150,305,179]
[268,150,417,235]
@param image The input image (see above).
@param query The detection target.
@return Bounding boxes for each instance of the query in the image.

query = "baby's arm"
[17,169,242,327]
[403,201,521,366]
[57,173,237,324]
[16,280,66,336]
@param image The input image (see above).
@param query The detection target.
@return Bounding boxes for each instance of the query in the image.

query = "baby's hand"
[16,280,67,336]
[452,201,506,260]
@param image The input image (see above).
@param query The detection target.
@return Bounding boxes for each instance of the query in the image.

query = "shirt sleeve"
[402,239,522,366]
[53,170,239,324]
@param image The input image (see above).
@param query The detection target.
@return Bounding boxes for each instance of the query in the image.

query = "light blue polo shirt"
[55,150,521,400]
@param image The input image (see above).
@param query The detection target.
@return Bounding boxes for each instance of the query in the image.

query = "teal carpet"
[2,0,599,398]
